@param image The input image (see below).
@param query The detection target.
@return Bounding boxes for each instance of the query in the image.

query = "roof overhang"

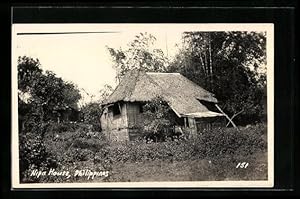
[182,111,224,118]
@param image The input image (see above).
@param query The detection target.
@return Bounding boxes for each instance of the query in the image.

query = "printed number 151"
[236,162,249,168]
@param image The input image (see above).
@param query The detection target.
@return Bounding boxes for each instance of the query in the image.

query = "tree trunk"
[208,33,213,90]
[199,55,206,75]
[204,51,208,76]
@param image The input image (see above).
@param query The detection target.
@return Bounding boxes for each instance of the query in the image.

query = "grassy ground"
[21,122,268,183]
[103,152,267,182]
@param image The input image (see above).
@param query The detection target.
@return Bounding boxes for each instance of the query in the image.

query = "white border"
[11,23,274,188]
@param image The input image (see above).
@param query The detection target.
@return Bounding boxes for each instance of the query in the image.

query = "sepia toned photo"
[12,23,274,188]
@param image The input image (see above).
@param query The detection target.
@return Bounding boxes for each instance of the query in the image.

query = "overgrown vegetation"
[18,30,268,183]
[80,84,114,131]
[18,56,81,182]
[80,102,102,131]
[138,96,178,141]
[21,122,267,182]
[107,31,267,125]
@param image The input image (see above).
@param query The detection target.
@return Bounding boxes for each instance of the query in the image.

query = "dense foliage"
[101,123,267,163]
[22,122,267,182]
[107,31,267,124]
[139,97,177,141]
[18,56,82,181]
[18,31,269,183]
[18,56,81,123]
[168,32,266,124]
[80,84,114,131]
[80,102,102,131]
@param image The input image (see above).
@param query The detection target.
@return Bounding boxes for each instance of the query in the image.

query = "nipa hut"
[100,70,225,142]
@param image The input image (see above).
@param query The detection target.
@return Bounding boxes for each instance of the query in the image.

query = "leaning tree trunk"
[215,104,240,132]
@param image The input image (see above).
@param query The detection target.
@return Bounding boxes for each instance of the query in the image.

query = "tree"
[81,102,102,131]
[99,84,114,103]
[18,56,42,92]
[18,56,82,181]
[18,56,81,124]
[168,32,267,124]
[107,32,168,82]
[80,84,114,131]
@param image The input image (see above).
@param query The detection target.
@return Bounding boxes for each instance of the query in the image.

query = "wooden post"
[215,104,239,132]
[118,102,122,114]
[226,109,243,127]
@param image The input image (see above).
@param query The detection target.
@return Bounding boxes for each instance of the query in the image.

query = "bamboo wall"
[100,102,129,142]
[100,102,225,142]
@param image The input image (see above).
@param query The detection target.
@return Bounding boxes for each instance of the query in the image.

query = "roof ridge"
[102,70,139,105]
[125,70,141,100]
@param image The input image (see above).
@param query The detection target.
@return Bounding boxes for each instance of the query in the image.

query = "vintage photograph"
[12,24,274,188]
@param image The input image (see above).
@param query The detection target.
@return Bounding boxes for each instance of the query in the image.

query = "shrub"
[140,96,178,141]
[19,132,58,182]
[22,121,266,183]
[73,136,108,153]
[43,122,92,135]
[44,128,108,164]
[103,123,267,164]
[81,102,102,131]
[190,124,267,159]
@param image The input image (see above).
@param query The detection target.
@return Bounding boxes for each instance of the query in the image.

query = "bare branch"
[215,104,240,132]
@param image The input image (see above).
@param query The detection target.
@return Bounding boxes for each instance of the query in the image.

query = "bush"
[44,128,108,165]
[95,123,267,165]
[28,124,109,183]
[43,122,92,135]
[21,121,267,183]
[81,102,102,131]
[140,96,177,141]
[19,132,58,182]
[101,123,267,182]
[191,124,267,159]
[73,136,108,152]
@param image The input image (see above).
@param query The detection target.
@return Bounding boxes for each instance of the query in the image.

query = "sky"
[13,24,185,105]
[12,23,272,105]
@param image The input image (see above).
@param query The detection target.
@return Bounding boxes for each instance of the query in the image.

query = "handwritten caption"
[30,168,109,180]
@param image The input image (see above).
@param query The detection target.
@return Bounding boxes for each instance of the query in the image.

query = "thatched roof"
[103,70,222,118]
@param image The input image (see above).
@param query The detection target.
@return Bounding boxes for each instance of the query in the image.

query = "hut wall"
[100,103,129,142]
[126,103,144,128]
[126,102,144,140]
[195,116,226,133]
[187,117,197,136]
